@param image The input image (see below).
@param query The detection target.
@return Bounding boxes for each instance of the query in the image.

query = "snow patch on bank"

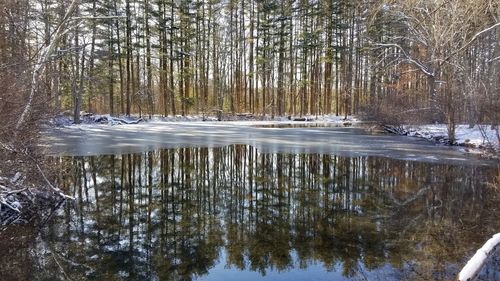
[52,113,360,127]
[149,114,360,123]
[402,124,499,149]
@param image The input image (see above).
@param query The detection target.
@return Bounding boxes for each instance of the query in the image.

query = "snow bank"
[149,114,359,123]
[402,124,499,149]
[53,113,360,127]
[50,112,144,126]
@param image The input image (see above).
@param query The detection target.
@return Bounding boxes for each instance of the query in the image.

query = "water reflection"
[3,145,499,280]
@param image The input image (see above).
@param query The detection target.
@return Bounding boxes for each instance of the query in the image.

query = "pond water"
[2,124,499,280]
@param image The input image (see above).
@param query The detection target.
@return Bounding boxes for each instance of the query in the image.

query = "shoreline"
[381,124,499,160]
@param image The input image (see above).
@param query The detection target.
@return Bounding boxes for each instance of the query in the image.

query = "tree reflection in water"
[1,145,498,281]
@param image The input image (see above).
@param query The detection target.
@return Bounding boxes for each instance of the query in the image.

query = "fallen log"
[109,116,144,125]
[457,233,500,281]
[93,115,144,125]
[292,117,314,121]
[382,124,407,135]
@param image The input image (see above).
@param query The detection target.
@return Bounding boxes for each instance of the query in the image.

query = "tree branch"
[443,22,500,63]
[69,16,126,20]
[374,43,434,77]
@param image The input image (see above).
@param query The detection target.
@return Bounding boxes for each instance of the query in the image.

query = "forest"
[1,0,499,141]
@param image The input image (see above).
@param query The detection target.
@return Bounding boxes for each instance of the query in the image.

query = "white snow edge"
[403,124,499,149]
[57,114,360,128]
[458,233,500,281]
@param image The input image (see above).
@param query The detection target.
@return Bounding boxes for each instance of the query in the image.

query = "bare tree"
[16,0,81,131]
[369,0,499,142]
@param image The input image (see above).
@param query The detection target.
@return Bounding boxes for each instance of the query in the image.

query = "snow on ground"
[403,124,499,149]
[149,114,360,123]
[50,113,360,128]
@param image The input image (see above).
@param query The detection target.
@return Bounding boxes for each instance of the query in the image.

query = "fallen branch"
[11,145,76,201]
[0,141,15,152]
[33,162,75,201]
[383,124,408,135]
[93,114,144,125]
[0,199,21,213]
[110,116,144,125]
[457,233,500,281]
[5,187,27,196]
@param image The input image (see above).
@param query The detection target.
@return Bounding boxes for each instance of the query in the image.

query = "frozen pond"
[45,121,492,165]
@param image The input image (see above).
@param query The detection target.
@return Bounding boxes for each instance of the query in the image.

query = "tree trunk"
[169,0,176,115]
[74,47,85,124]
[125,0,132,116]
[145,0,153,119]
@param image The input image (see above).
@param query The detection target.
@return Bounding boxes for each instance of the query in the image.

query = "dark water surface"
[2,143,500,280]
